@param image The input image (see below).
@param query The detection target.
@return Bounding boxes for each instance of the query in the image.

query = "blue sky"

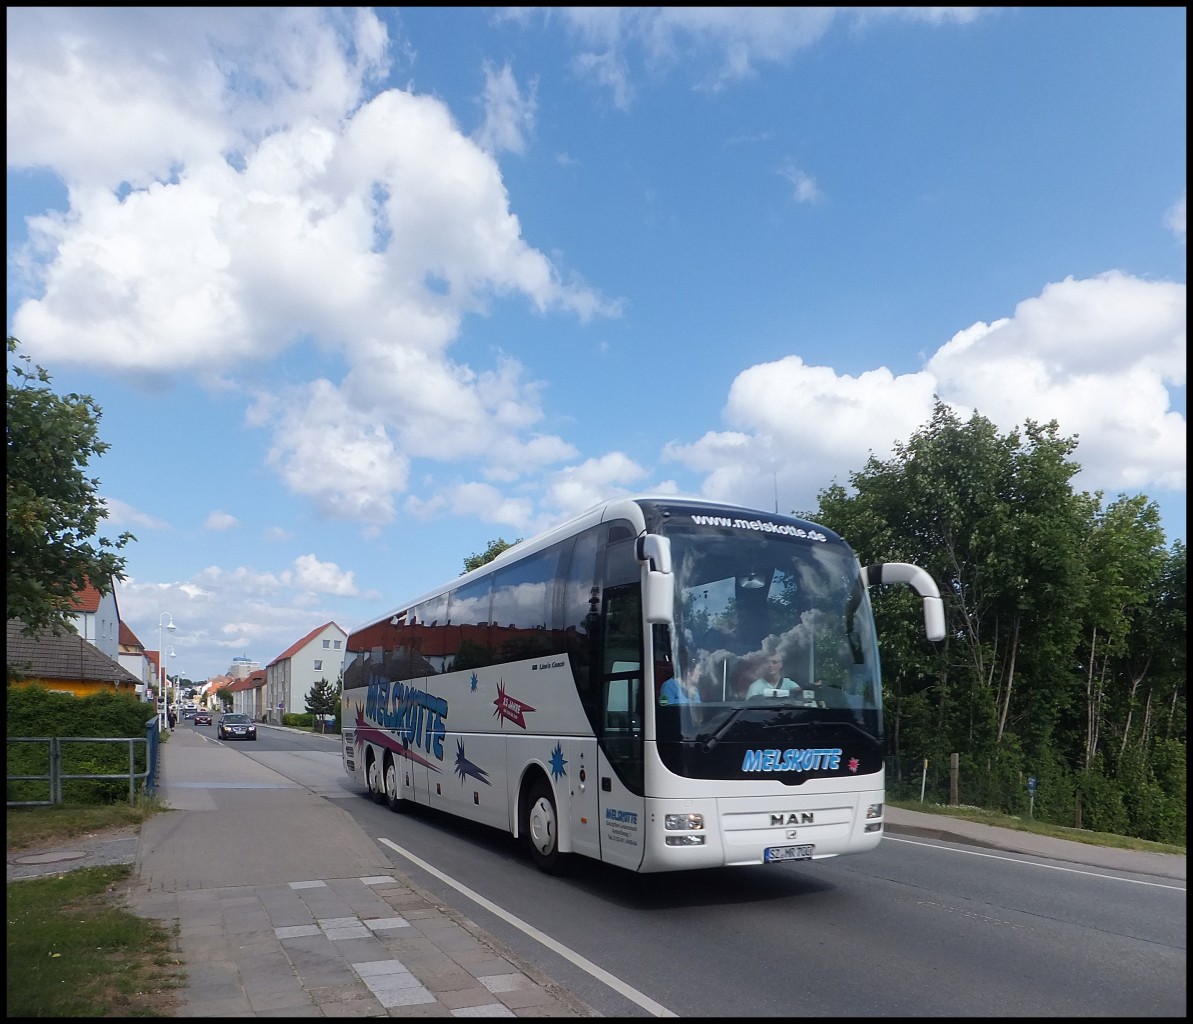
[6,8,1186,683]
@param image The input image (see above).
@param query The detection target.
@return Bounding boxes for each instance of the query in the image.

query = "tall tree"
[818,400,1092,801]
[6,337,134,634]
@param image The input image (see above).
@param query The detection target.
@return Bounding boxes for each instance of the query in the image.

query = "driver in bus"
[746,654,798,698]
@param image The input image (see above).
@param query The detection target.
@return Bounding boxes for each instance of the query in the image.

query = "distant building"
[227,668,267,719]
[228,655,260,679]
[265,621,347,724]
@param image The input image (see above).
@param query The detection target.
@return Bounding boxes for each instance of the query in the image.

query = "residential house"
[226,669,267,719]
[117,620,156,701]
[67,577,121,662]
[7,619,143,697]
[265,621,347,723]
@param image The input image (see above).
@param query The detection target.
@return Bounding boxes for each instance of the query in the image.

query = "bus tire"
[525,777,562,874]
[367,752,386,805]
[384,755,406,813]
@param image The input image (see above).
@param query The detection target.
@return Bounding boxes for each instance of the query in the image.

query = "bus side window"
[606,666,641,735]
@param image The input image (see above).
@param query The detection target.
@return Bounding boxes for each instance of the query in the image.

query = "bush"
[6,684,156,805]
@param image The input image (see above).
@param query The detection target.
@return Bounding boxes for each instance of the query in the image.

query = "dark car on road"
[193,710,213,726]
[218,713,257,741]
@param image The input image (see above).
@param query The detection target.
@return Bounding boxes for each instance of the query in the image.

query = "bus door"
[597,579,646,870]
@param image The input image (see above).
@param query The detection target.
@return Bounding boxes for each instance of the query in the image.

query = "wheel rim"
[385,761,398,802]
[528,795,557,856]
[369,758,381,796]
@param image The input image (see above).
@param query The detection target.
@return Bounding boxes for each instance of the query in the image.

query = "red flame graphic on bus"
[492,681,535,729]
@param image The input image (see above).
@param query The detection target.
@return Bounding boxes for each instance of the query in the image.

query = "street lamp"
[158,613,176,729]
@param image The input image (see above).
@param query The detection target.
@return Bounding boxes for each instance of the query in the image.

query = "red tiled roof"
[119,620,143,647]
[227,668,267,693]
[69,579,104,613]
[268,621,343,667]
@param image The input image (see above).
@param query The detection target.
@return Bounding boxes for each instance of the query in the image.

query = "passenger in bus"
[659,647,701,705]
[746,654,798,698]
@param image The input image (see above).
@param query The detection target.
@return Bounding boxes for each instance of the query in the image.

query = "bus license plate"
[764,844,814,863]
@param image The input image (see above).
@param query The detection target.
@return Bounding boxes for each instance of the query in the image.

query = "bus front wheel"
[525,777,562,874]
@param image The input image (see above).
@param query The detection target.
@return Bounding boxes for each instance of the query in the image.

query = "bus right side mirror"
[864,562,946,642]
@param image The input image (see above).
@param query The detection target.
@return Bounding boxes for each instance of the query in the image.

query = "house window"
[314,660,323,671]
[323,639,330,648]
[334,640,342,649]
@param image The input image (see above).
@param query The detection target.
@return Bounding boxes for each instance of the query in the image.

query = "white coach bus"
[342,495,943,874]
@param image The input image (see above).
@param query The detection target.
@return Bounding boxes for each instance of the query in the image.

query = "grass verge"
[6,800,164,852]
[887,798,1185,856]
[7,864,184,1018]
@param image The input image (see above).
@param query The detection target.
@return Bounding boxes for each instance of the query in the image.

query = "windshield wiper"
[701,707,747,752]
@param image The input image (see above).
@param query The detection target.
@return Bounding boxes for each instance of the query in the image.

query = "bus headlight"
[865,802,883,820]
[665,813,704,831]
[665,834,706,846]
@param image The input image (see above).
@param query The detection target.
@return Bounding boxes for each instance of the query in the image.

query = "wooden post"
[950,752,959,805]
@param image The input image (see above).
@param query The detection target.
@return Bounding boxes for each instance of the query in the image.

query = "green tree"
[819,401,1090,801]
[7,337,134,635]
[462,537,521,574]
[304,677,338,732]
[814,398,1184,838]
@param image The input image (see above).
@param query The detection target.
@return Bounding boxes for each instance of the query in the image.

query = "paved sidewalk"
[131,727,596,1018]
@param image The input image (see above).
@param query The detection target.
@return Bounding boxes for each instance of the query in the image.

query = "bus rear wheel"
[384,756,406,813]
[525,777,562,874]
[367,753,386,805]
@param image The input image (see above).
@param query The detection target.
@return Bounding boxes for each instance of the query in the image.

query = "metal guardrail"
[7,717,161,807]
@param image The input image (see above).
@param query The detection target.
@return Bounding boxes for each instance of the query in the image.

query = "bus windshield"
[656,519,882,750]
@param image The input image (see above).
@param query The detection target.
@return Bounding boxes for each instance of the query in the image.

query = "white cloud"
[558,7,982,98]
[779,163,823,204]
[1166,194,1186,246]
[101,496,168,531]
[474,61,538,156]
[203,510,239,531]
[8,14,618,531]
[293,553,359,596]
[6,8,390,188]
[665,361,937,515]
[541,453,651,525]
[927,272,1186,492]
[668,272,1186,515]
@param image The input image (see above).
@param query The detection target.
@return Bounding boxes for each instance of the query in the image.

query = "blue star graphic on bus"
[469,672,479,693]
[548,742,567,780]
[454,739,491,786]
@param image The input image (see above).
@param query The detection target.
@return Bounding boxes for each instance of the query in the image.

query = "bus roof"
[348,494,841,636]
